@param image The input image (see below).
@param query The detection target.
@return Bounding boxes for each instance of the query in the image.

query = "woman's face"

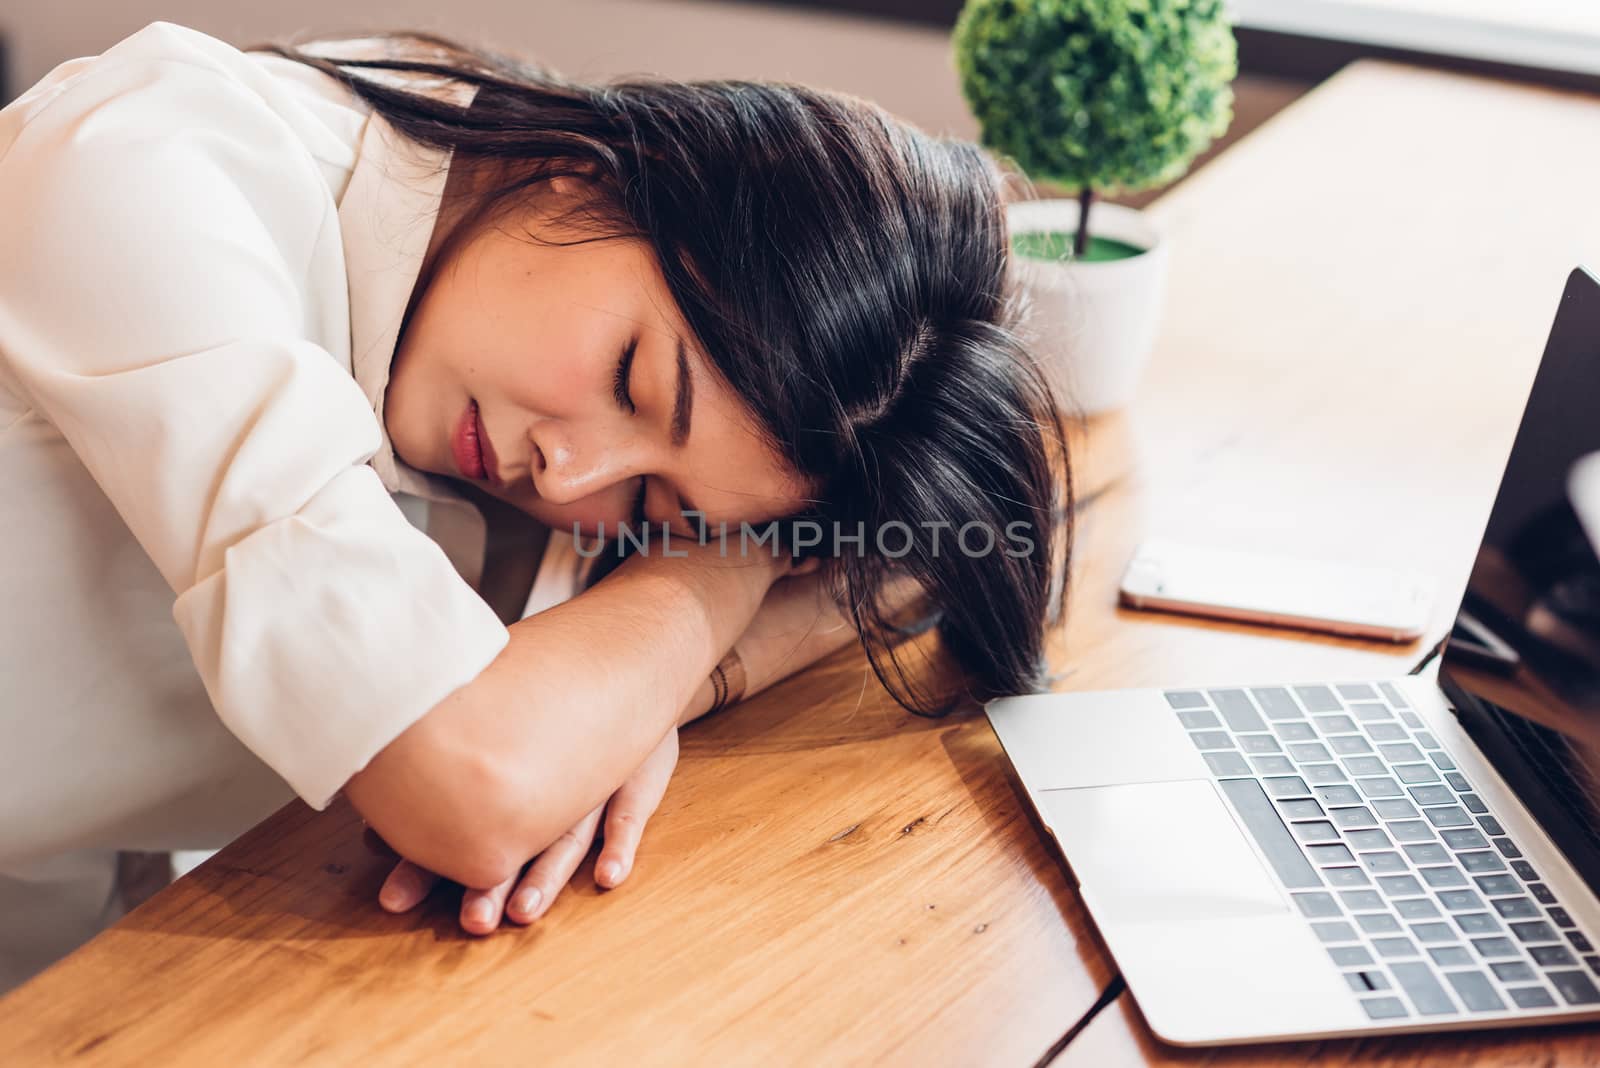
[386,178,811,538]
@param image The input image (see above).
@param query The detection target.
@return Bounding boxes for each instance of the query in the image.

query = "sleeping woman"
[0,21,1072,980]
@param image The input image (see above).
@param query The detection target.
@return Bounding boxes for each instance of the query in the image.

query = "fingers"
[596,730,679,889]
[459,872,521,937]
[505,804,604,925]
[378,859,439,913]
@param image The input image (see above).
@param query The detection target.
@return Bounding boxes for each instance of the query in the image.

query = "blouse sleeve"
[0,35,510,810]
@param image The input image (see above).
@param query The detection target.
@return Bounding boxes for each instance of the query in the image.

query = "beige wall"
[3,0,979,138]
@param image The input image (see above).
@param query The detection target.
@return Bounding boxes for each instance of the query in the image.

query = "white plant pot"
[1005,199,1170,416]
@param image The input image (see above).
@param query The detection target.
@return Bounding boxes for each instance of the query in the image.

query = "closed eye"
[612,337,638,414]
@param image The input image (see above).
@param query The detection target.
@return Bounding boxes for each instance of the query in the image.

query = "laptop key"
[1278,798,1324,820]
[1459,851,1506,874]
[1532,946,1577,968]
[1410,922,1456,943]
[1287,742,1331,762]
[1529,883,1557,905]
[1216,778,1321,888]
[1166,691,1209,710]
[1429,946,1474,967]
[1373,937,1420,959]
[1507,986,1557,1009]
[1291,821,1339,844]
[1292,892,1342,918]
[1445,971,1505,1012]
[1378,875,1425,897]
[1303,764,1347,785]
[1493,837,1523,859]
[1348,969,1392,992]
[1454,913,1502,936]
[1400,711,1425,729]
[1337,683,1378,701]
[1390,961,1457,1015]
[1438,890,1485,912]
[1389,821,1436,844]
[1330,735,1374,756]
[1177,709,1220,730]
[1368,723,1408,742]
[1396,898,1441,919]
[1587,956,1600,977]
[1361,852,1408,874]
[1210,690,1266,732]
[1351,702,1393,722]
[1415,731,1441,749]
[1379,682,1411,708]
[1344,757,1386,777]
[1378,743,1423,763]
[1444,772,1472,793]
[1330,807,1378,830]
[1510,860,1538,880]
[1312,921,1359,943]
[1340,890,1385,911]
[1460,794,1488,815]
[1252,756,1297,775]
[1549,907,1576,928]
[1313,714,1358,734]
[1403,843,1450,865]
[1442,828,1488,850]
[1327,867,1371,887]
[1357,912,1403,934]
[1347,829,1392,850]
[1357,777,1404,799]
[1263,776,1312,799]
[1251,687,1303,720]
[1475,875,1522,898]
[1360,996,1409,1020]
[1308,844,1357,867]
[1275,721,1317,742]
[1189,731,1235,750]
[1408,785,1454,806]
[1294,685,1342,713]
[1549,971,1600,1005]
[1204,752,1252,777]
[1316,785,1363,806]
[1424,806,1473,829]
[1240,734,1282,754]
[1373,799,1419,820]
[1471,937,1520,959]
[1492,898,1541,919]
[1419,867,1469,889]
[1492,961,1538,983]
[1396,764,1441,785]
[1429,750,1457,770]
[1510,921,1560,944]
[1329,945,1375,968]
[1480,816,1508,837]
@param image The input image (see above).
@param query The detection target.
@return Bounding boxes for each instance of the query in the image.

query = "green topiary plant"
[954,0,1237,259]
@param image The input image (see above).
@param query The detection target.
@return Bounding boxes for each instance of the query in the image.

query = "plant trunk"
[1074,187,1094,259]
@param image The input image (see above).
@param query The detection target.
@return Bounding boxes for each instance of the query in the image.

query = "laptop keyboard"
[1166,681,1600,1021]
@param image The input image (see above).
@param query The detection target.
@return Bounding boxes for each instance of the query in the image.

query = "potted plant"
[953,0,1237,415]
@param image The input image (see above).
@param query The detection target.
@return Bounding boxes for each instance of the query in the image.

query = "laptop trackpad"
[1036,779,1291,925]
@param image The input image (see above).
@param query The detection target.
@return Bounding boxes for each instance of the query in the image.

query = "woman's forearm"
[347,542,783,888]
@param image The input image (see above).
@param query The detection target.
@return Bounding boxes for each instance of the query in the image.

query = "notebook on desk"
[987,267,1600,1045]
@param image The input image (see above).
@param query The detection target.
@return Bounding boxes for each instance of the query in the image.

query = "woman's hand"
[375,726,680,935]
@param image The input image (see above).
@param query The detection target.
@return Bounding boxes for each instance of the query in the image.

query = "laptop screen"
[1438,267,1600,900]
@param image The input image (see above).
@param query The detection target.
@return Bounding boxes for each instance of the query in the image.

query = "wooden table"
[4,60,1600,1065]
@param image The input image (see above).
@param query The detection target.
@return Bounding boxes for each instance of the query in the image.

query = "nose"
[526,416,650,505]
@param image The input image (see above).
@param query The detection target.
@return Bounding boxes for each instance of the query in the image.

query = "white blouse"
[0,22,515,864]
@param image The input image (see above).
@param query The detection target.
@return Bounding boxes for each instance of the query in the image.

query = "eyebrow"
[670,335,693,448]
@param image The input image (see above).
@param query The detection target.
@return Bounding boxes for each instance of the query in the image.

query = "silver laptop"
[987,267,1600,1045]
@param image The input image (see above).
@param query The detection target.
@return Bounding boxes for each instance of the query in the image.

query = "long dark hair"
[263,33,1075,713]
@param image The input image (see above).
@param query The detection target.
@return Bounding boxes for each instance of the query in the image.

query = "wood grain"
[4,58,1600,1066]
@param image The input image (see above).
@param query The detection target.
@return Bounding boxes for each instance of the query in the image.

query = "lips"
[476,405,501,486]
[451,400,486,481]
